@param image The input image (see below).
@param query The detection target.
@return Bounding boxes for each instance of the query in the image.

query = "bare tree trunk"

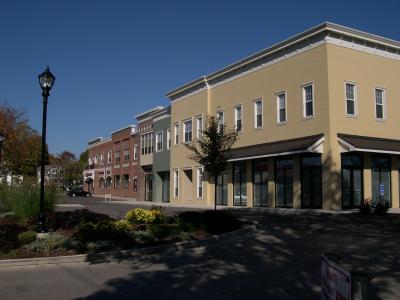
[214,175,218,211]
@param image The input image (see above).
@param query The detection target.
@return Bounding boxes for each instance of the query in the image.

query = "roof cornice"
[166,22,400,102]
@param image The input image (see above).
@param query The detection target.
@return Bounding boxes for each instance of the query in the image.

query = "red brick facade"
[83,126,145,200]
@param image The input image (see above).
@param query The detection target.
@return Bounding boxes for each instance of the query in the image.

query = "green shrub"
[75,220,132,242]
[148,224,174,240]
[25,233,65,252]
[3,179,57,221]
[125,208,165,225]
[359,199,372,215]
[47,209,112,231]
[0,223,27,253]
[374,201,390,215]
[17,230,37,245]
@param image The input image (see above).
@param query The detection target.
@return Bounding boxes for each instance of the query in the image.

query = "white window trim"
[234,105,243,132]
[302,83,315,119]
[174,122,180,145]
[156,131,163,152]
[374,87,386,121]
[217,110,225,132]
[196,166,204,199]
[133,144,138,160]
[276,92,287,125]
[196,114,203,139]
[183,118,193,143]
[166,129,171,150]
[344,81,358,117]
[173,169,179,198]
[254,99,263,128]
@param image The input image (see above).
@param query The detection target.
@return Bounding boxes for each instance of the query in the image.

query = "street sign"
[379,183,384,196]
[321,253,351,300]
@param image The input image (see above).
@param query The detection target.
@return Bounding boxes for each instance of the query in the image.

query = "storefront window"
[301,156,322,208]
[216,172,228,206]
[253,160,268,207]
[371,156,391,206]
[341,154,363,208]
[233,162,247,206]
[276,158,293,207]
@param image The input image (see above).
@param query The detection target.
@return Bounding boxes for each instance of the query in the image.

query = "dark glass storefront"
[275,158,293,207]
[233,162,247,206]
[216,172,228,206]
[341,154,363,208]
[253,160,268,207]
[301,155,322,208]
[371,156,391,206]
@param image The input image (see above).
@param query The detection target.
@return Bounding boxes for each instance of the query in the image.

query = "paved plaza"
[0,197,399,299]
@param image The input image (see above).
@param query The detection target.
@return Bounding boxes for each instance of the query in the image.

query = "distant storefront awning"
[228,134,324,162]
[338,133,400,154]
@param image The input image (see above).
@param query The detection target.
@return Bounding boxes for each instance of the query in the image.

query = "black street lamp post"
[38,66,55,233]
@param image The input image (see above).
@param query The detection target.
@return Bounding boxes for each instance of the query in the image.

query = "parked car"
[67,188,91,197]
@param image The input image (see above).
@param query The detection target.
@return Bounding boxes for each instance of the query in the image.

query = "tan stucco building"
[166,22,400,210]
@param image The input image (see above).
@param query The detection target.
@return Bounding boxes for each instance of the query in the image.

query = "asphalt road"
[1,198,400,299]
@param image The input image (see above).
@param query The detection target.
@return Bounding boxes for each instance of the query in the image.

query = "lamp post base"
[37,212,47,233]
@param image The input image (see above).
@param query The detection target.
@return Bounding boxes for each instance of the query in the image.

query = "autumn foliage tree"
[0,104,49,178]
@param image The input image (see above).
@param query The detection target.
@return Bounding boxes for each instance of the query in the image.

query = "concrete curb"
[0,224,259,268]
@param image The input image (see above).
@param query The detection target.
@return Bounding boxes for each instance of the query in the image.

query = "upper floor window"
[115,151,121,163]
[167,129,171,149]
[107,151,112,164]
[254,99,263,128]
[277,92,287,124]
[156,131,163,152]
[123,149,130,161]
[345,83,357,116]
[100,154,104,165]
[235,105,243,132]
[196,115,203,139]
[217,111,224,132]
[375,88,386,120]
[302,84,314,118]
[133,145,138,160]
[174,123,180,145]
[141,133,153,155]
[183,119,192,143]
[95,155,98,164]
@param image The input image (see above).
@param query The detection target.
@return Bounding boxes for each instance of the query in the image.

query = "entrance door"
[342,154,363,208]
[216,172,228,206]
[145,173,153,201]
[301,156,322,208]
[161,172,170,203]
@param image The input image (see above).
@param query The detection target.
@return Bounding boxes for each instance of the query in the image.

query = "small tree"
[184,115,238,210]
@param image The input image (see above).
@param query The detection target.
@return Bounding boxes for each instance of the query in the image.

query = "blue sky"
[1,0,400,156]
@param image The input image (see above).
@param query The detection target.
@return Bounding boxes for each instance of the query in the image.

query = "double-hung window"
[133,145,138,160]
[167,129,171,149]
[217,111,224,132]
[345,83,357,116]
[196,115,203,139]
[174,123,179,145]
[156,131,163,152]
[197,167,203,199]
[254,99,263,128]
[375,88,385,120]
[303,84,314,118]
[183,119,192,143]
[173,169,179,198]
[235,105,243,132]
[107,151,112,164]
[123,149,130,161]
[115,151,121,163]
[277,92,286,124]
